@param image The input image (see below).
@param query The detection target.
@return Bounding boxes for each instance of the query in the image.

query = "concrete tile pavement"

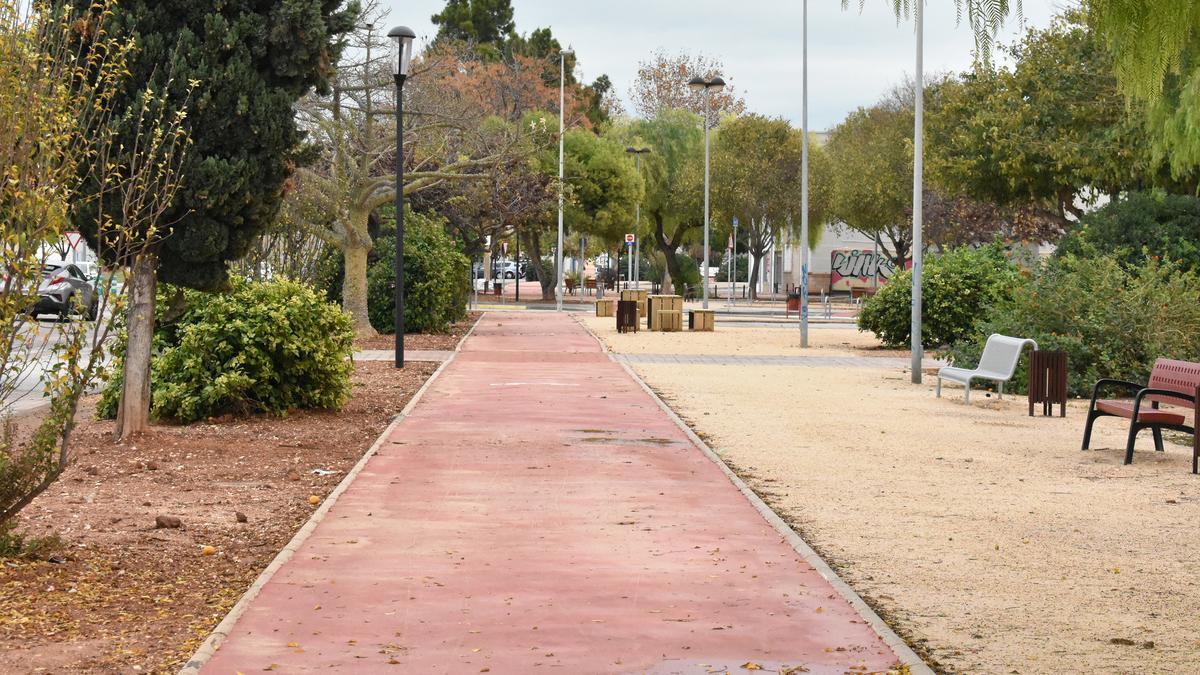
[198,312,913,674]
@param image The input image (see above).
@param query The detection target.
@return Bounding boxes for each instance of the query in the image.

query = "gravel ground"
[582,316,1200,674]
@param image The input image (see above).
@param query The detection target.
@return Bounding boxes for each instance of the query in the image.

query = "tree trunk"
[115,253,157,440]
[748,251,762,301]
[522,228,555,301]
[341,241,376,337]
[652,213,688,295]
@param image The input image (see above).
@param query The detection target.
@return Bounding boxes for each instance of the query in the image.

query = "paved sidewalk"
[201,312,909,674]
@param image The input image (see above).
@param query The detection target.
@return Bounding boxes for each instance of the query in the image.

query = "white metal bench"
[937,334,1038,403]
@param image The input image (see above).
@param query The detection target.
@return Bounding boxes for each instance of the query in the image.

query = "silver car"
[33,264,98,320]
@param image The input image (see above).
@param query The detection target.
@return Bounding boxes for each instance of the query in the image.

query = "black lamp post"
[389,25,416,369]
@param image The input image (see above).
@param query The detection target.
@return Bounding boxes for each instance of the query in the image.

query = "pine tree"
[70,0,358,437]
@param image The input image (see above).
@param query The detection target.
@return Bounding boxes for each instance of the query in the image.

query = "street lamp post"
[389,25,416,369]
[556,48,574,312]
[799,0,810,348]
[688,75,725,309]
[626,147,651,292]
[911,2,925,383]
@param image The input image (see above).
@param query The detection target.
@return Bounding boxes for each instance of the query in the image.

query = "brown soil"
[353,311,481,351]
[0,360,439,674]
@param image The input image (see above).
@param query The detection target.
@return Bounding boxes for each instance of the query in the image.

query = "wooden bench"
[595,298,615,317]
[1082,358,1200,470]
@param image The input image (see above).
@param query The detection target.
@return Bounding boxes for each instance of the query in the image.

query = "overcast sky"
[386,1,1070,130]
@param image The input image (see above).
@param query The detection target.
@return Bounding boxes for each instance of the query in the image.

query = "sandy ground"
[579,314,882,357]
[582,317,1200,674]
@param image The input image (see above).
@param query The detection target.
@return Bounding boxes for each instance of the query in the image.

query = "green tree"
[431,0,515,46]
[1057,191,1200,270]
[1088,1,1200,175]
[712,114,827,299]
[629,109,705,294]
[70,0,357,437]
[826,101,913,267]
[561,129,643,282]
[926,13,1165,222]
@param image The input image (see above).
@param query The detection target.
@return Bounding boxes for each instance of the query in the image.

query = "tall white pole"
[910,0,925,383]
[556,53,566,312]
[799,0,810,348]
[702,87,712,309]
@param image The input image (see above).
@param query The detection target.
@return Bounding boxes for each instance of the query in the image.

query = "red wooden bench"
[1081,358,1200,471]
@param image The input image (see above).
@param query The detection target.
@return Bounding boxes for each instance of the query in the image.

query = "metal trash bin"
[1029,350,1067,417]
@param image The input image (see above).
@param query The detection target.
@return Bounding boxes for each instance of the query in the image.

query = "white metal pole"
[799,0,810,348]
[910,0,925,383]
[728,233,734,304]
[556,53,566,312]
[724,222,734,300]
[628,240,638,288]
[702,87,711,309]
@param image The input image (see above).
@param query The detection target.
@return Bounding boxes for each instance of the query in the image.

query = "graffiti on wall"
[830,249,899,291]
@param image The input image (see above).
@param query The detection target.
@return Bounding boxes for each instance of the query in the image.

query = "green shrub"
[858,243,1019,348]
[716,253,749,282]
[367,209,470,334]
[945,254,1200,397]
[1057,191,1200,271]
[99,279,354,423]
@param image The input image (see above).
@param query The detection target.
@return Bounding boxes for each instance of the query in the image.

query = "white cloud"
[387,0,1064,129]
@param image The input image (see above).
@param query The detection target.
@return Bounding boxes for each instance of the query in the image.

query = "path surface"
[615,353,944,369]
[202,312,905,674]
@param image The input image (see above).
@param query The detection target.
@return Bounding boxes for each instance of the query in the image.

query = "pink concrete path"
[202,312,905,674]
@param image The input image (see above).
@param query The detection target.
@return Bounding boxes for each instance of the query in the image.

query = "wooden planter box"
[648,295,683,331]
[620,289,648,318]
[658,310,683,332]
[596,298,615,317]
[689,309,715,332]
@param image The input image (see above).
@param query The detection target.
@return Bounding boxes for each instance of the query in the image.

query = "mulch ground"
[0,359,440,674]
[353,312,481,352]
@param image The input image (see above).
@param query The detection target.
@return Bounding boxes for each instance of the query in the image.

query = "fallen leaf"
[741,663,763,671]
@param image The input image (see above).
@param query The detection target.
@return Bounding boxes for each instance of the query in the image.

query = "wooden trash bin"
[647,295,683,331]
[621,289,648,318]
[658,310,683,332]
[596,298,615,317]
[1028,350,1067,417]
[616,300,639,333]
[688,309,715,332]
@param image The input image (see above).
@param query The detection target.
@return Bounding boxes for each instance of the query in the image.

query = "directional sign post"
[625,234,635,291]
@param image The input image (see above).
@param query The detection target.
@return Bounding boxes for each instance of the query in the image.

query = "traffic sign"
[732,217,739,227]
[624,233,635,244]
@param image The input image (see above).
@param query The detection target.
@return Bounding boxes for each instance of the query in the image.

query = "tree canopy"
[71,0,358,291]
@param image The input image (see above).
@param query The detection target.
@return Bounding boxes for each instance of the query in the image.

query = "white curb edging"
[178,313,484,674]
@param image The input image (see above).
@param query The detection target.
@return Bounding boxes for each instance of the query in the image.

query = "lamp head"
[709,76,726,92]
[687,76,706,92]
[388,25,417,79]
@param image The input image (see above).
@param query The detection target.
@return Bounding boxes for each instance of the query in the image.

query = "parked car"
[473,261,525,279]
[32,263,97,320]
